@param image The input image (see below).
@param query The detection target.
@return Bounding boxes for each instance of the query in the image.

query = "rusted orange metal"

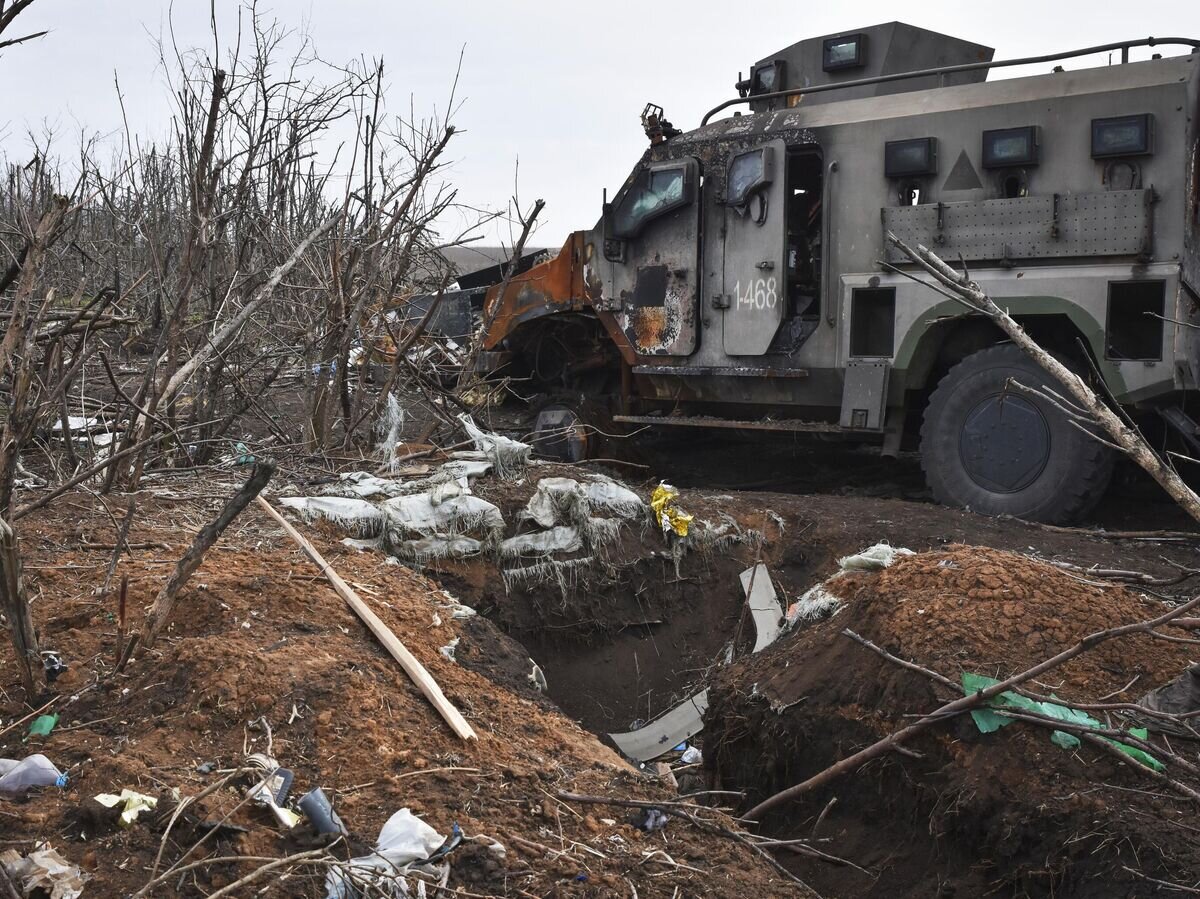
[479,231,639,365]
[480,233,586,348]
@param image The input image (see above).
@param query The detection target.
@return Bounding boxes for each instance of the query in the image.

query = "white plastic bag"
[0,755,64,792]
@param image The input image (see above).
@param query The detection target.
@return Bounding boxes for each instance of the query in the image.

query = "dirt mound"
[707,546,1200,899]
[0,489,807,898]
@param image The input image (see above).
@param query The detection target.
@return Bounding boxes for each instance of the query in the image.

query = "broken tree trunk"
[0,517,38,696]
[255,496,477,741]
[120,463,274,665]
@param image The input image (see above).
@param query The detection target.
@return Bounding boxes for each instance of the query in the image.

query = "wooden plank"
[255,496,477,741]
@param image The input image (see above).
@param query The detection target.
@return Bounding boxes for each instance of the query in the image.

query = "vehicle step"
[612,414,876,434]
[632,364,809,378]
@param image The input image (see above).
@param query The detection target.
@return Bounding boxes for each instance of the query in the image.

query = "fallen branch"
[557,791,822,892]
[255,496,477,741]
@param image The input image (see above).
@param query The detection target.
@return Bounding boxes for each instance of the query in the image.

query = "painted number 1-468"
[734,277,778,310]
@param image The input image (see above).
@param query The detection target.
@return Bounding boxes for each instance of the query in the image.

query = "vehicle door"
[604,157,700,356]
[721,140,787,355]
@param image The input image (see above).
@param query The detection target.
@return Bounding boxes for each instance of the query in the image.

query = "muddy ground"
[3,429,1200,898]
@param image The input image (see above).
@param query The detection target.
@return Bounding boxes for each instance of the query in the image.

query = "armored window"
[611,165,691,239]
[727,147,776,207]
[1091,114,1154,159]
[823,33,866,71]
[1105,280,1165,361]
[850,288,896,357]
[749,60,785,96]
[884,138,937,178]
[983,126,1039,168]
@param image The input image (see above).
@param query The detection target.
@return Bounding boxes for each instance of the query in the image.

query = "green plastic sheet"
[961,673,1164,772]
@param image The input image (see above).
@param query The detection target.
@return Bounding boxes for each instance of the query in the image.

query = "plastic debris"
[837,542,915,571]
[376,394,407,472]
[244,754,301,828]
[0,755,66,792]
[740,564,783,652]
[299,787,349,836]
[439,638,460,662]
[27,714,58,738]
[41,651,67,683]
[1138,663,1200,715]
[95,789,158,827]
[680,746,703,765]
[609,691,709,762]
[650,483,693,538]
[962,673,1165,770]
[786,585,843,625]
[325,808,453,899]
[458,413,530,478]
[528,659,547,693]
[0,843,87,899]
[636,808,669,832]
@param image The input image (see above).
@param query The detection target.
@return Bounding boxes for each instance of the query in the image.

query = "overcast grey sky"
[1,1,1197,247]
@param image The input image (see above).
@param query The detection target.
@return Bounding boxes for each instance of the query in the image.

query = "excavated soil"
[0,484,808,899]
[6,460,1200,898]
[707,546,1200,899]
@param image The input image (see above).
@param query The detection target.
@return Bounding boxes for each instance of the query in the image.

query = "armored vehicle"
[475,23,1200,523]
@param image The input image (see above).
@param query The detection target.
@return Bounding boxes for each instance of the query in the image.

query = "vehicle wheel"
[529,393,611,463]
[920,344,1114,524]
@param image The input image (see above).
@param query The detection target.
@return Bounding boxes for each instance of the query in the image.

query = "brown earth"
[5,457,1200,899]
[707,546,1200,899]
[0,483,808,899]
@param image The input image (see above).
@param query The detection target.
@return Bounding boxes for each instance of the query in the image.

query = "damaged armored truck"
[474,22,1200,523]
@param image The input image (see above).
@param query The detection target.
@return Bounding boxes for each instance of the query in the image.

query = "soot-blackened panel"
[633,264,669,307]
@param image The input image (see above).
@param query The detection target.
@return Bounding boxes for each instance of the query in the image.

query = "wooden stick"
[0,517,38,695]
[255,496,477,741]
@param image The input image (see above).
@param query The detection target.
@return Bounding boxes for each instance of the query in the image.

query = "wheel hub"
[958,393,1050,493]
[532,405,589,462]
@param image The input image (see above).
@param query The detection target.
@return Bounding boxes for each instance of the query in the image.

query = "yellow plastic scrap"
[95,789,158,827]
[650,483,693,537]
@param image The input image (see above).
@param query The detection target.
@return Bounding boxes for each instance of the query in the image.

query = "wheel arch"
[895,296,1120,399]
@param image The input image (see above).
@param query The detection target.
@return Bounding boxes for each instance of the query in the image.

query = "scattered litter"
[244,753,300,828]
[1138,663,1200,716]
[0,755,66,792]
[299,787,349,836]
[27,714,58,738]
[963,672,1164,770]
[838,542,915,571]
[680,746,703,765]
[94,789,158,827]
[740,564,783,652]
[40,651,67,683]
[458,413,530,478]
[636,808,669,832]
[439,638,460,662]
[0,843,87,899]
[528,659,547,693]
[650,483,692,538]
[325,808,453,899]
[609,691,709,762]
[786,584,843,625]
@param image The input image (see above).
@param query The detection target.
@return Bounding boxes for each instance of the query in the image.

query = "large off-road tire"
[920,344,1114,524]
